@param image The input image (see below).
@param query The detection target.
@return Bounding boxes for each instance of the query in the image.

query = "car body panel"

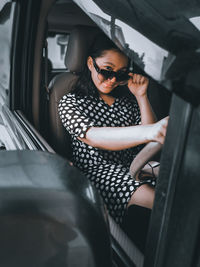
[0,150,112,267]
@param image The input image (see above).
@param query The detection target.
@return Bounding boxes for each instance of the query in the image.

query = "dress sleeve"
[58,94,94,138]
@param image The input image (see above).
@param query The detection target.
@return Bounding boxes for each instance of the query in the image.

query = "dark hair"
[72,33,132,99]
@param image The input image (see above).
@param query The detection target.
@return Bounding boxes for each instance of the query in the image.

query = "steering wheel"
[129,142,162,179]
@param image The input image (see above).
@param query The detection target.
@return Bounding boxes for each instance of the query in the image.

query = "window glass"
[47,34,69,69]
[0,0,15,104]
[0,1,16,149]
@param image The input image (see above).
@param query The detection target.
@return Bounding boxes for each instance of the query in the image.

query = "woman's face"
[87,49,129,96]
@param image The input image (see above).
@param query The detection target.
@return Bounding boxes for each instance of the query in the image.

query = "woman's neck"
[99,93,115,106]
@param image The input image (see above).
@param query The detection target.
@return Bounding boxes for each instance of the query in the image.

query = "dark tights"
[121,205,151,253]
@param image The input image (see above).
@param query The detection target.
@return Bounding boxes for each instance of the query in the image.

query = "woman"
[58,34,168,230]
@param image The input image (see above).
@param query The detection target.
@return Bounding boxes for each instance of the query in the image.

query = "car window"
[47,33,69,69]
[0,0,15,106]
[0,1,17,149]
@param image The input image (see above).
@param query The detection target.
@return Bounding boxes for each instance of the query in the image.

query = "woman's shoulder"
[61,92,76,100]
[59,92,94,105]
[60,92,82,102]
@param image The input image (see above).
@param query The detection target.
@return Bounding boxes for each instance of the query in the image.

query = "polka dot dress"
[58,93,155,224]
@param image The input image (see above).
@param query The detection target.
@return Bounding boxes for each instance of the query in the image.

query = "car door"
[0,1,112,266]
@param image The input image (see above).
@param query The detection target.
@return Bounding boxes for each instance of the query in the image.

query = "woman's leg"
[128,184,155,209]
[121,204,151,252]
[122,184,155,252]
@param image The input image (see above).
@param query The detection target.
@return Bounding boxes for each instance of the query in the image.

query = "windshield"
[74,0,200,85]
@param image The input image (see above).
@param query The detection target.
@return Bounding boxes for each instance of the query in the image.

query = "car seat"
[48,25,101,160]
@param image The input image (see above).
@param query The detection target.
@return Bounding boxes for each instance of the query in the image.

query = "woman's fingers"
[149,116,169,144]
[128,73,148,85]
[156,116,169,144]
[139,76,146,84]
[135,74,146,84]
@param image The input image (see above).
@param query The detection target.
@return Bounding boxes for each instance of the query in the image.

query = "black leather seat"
[48,26,101,160]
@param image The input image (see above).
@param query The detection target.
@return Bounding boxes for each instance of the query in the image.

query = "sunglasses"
[92,57,130,85]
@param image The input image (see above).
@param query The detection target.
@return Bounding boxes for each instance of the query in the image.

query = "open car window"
[0,0,15,106]
[47,33,69,70]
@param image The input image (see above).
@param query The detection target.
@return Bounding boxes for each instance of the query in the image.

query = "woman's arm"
[136,95,157,124]
[128,74,157,125]
[79,117,168,151]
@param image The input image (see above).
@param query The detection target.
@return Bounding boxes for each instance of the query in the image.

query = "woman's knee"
[128,184,155,209]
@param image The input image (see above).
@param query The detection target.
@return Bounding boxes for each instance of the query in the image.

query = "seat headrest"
[65,25,101,73]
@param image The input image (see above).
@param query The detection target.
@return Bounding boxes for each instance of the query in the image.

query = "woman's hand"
[128,73,149,98]
[147,116,169,144]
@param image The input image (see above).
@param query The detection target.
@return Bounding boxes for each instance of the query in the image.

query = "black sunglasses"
[92,57,130,84]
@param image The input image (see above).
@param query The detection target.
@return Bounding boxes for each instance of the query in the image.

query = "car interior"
[29,0,172,265]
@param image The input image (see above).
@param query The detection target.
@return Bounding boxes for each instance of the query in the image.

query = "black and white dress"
[58,93,155,224]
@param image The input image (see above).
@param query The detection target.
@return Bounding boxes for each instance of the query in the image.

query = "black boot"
[121,205,151,253]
